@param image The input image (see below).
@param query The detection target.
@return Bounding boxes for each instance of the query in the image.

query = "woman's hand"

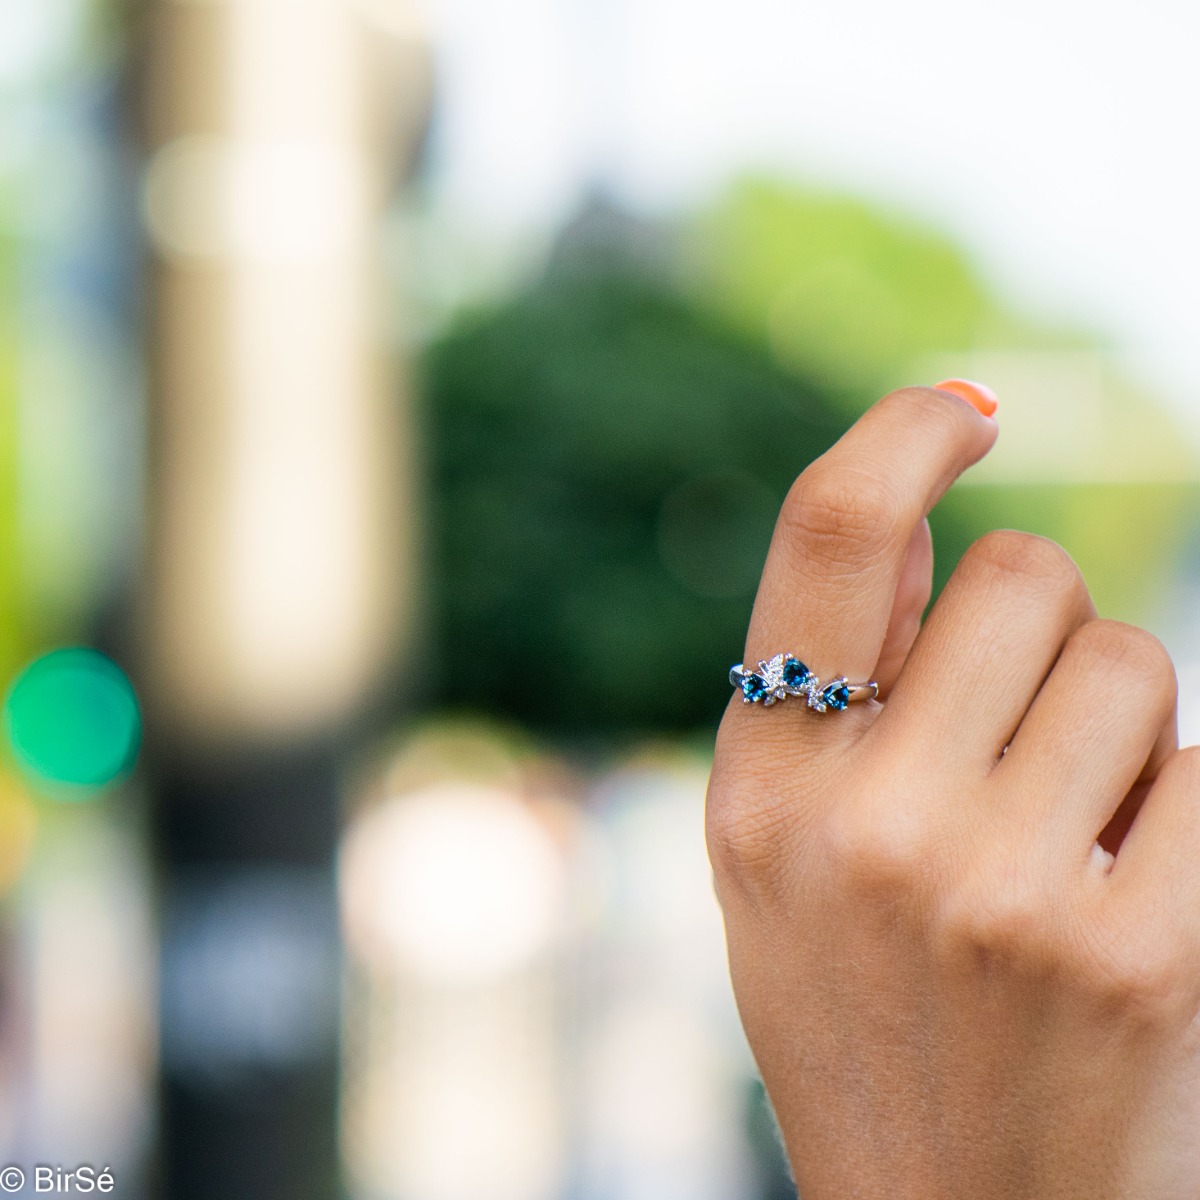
[708,385,1200,1199]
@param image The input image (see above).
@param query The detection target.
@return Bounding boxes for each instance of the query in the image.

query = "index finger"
[738,384,998,711]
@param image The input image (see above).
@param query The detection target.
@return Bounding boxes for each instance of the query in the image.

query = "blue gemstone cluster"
[730,653,857,713]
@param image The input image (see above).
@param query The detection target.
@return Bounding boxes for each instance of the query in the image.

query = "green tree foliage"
[421,266,860,737]
[0,234,31,684]
[688,177,1021,395]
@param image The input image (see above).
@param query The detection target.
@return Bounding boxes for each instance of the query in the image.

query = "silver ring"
[729,654,878,712]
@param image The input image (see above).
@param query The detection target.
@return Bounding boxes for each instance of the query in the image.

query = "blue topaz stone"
[821,681,850,711]
[782,657,811,688]
[741,672,768,703]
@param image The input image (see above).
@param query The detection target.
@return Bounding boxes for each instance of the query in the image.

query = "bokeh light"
[4,648,141,794]
[339,780,566,984]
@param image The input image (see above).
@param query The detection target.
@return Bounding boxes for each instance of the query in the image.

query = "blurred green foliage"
[689,178,1044,396]
[421,268,850,736]
[0,235,28,686]
[0,0,136,760]
[939,483,1200,623]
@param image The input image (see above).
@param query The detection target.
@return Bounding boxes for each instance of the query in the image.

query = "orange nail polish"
[934,378,998,418]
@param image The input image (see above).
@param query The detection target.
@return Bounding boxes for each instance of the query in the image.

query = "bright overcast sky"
[423,0,1200,426]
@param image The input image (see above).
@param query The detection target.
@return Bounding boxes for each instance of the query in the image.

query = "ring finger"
[878,531,1097,768]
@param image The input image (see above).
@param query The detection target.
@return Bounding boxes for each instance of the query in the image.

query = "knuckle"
[705,772,793,891]
[779,463,902,571]
[1068,620,1176,695]
[1082,923,1194,1023]
[962,529,1081,595]
[823,799,931,896]
[934,867,1055,969]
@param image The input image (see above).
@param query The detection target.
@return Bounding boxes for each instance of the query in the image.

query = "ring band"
[729,654,878,712]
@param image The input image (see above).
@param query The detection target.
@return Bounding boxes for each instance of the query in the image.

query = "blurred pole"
[136,0,431,1196]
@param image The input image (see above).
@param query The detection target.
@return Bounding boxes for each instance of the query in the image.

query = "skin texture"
[707,386,1200,1199]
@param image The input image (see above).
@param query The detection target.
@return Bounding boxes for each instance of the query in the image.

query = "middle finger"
[878,530,1095,767]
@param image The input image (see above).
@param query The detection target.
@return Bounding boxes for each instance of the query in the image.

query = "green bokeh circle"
[4,648,141,794]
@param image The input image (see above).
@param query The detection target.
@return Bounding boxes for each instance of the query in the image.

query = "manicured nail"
[934,378,998,418]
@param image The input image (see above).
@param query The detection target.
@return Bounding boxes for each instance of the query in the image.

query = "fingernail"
[934,378,998,418]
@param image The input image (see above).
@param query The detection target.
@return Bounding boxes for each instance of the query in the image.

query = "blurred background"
[0,0,1199,1196]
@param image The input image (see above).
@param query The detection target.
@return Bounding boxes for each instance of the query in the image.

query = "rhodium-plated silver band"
[730,654,878,713]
